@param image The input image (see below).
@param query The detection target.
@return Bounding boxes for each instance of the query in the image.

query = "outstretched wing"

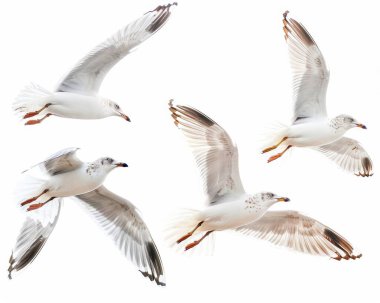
[314,137,373,177]
[24,147,83,176]
[236,210,361,260]
[8,200,62,279]
[283,11,330,123]
[55,3,177,95]
[76,186,165,286]
[169,101,245,205]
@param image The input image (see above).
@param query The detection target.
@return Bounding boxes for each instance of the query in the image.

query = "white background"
[1,0,379,302]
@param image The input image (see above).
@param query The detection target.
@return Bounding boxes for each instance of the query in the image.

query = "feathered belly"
[201,202,265,231]
[49,93,107,119]
[286,124,342,147]
[47,171,103,197]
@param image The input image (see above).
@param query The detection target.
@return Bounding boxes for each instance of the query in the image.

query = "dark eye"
[115,104,120,110]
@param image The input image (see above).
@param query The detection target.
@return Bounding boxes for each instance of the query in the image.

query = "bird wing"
[236,210,361,260]
[75,186,165,286]
[24,147,83,176]
[313,137,373,177]
[55,3,176,95]
[8,200,61,279]
[169,101,245,205]
[283,11,330,123]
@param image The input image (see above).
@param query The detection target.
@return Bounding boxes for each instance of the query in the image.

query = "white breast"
[200,194,267,231]
[49,92,110,119]
[47,166,106,197]
[286,120,345,147]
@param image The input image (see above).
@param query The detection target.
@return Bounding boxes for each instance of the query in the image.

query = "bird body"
[43,162,106,197]
[45,93,113,120]
[283,118,347,147]
[198,194,270,231]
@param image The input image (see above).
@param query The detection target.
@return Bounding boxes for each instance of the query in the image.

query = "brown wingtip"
[146,3,177,33]
[282,11,290,40]
[324,228,361,261]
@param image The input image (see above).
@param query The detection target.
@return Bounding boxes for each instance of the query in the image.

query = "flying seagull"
[167,100,361,261]
[13,3,177,125]
[9,148,165,286]
[262,11,373,177]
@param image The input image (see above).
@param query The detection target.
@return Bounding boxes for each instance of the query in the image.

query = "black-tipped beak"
[116,163,128,168]
[356,123,367,129]
[277,197,290,202]
[120,113,131,122]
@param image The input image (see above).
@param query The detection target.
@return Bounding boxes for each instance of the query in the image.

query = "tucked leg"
[20,189,49,206]
[25,113,52,125]
[177,221,204,244]
[23,103,52,119]
[185,230,214,251]
[267,145,292,163]
[27,197,56,212]
[262,137,288,154]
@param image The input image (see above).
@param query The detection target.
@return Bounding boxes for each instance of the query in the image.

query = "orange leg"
[27,197,55,212]
[177,221,204,244]
[267,145,292,163]
[25,113,52,125]
[185,230,214,251]
[20,189,49,206]
[262,137,288,154]
[23,103,52,119]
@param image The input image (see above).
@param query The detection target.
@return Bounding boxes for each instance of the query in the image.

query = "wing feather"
[236,210,361,260]
[8,200,61,279]
[314,137,373,177]
[23,147,82,176]
[169,101,245,205]
[56,3,176,94]
[283,11,330,123]
[76,186,165,286]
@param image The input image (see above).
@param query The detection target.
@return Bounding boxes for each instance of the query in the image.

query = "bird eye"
[115,104,120,110]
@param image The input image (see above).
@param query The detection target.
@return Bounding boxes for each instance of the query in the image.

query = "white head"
[104,99,131,122]
[333,114,367,130]
[254,192,290,208]
[93,157,128,173]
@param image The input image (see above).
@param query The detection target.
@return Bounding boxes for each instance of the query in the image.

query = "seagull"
[167,101,361,260]
[13,3,177,125]
[9,147,165,286]
[262,11,373,177]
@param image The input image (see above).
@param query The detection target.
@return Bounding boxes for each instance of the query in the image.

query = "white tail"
[165,209,215,255]
[14,174,48,211]
[13,84,53,118]
[259,121,289,150]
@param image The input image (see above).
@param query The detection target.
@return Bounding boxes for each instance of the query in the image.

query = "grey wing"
[24,147,83,176]
[55,3,176,95]
[75,186,165,286]
[236,211,361,260]
[283,11,330,123]
[313,137,373,177]
[169,101,245,205]
[8,200,61,279]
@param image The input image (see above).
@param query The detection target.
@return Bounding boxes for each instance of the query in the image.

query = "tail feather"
[165,209,215,255]
[13,84,53,119]
[259,121,289,150]
[14,174,51,223]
